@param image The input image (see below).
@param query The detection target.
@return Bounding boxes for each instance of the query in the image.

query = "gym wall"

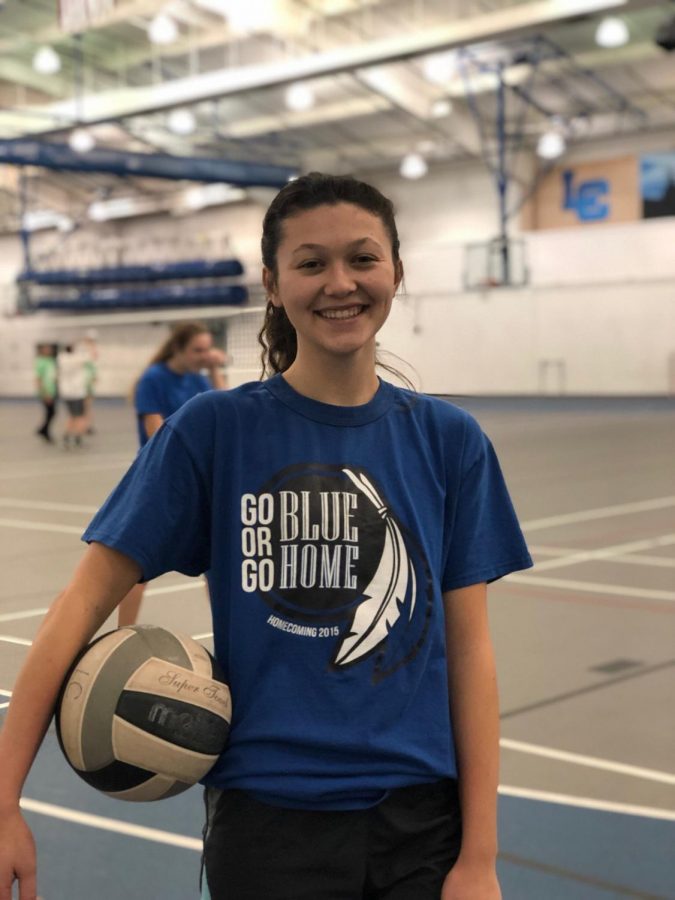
[0,132,673,397]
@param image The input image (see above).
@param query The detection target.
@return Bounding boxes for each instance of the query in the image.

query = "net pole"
[496,68,510,287]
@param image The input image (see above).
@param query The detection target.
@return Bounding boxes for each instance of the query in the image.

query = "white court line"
[613,554,675,569]
[19,798,202,851]
[0,463,128,481]
[0,580,205,626]
[530,545,675,569]
[529,545,579,557]
[521,496,675,532]
[19,790,674,849]
[532,534,675,573]
[498,786,675,822]
[0,634,33,646]
[0,497,98,514]
[505,573,675,603]
[0,580,206,635]
[0,607,49,624]
[501,739,675,785]
[0,517,82,535]
[146,580,205,597]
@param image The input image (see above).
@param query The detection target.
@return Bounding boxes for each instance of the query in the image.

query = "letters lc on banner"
[522,157,640,230]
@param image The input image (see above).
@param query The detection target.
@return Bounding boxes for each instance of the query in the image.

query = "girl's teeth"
[320,307,362,319]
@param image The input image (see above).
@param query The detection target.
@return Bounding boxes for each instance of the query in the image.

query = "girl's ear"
[394,260,404,293]
[262,267,280,306]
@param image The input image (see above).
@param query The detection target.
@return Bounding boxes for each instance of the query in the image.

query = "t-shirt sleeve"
[441,417,532,591]
[82,421,211,581]
[135,369,163,416]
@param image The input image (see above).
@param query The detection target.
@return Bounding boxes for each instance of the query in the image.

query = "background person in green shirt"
[34,343,58,443]
[82,332,99,435]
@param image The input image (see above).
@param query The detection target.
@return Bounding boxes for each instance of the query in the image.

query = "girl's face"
[264,203,402,363]
[172,332,213,373]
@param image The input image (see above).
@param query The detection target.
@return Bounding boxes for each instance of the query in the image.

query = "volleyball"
[55,625,232,802]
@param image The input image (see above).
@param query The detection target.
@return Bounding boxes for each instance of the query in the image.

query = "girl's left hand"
[441,857,502,900]
[206,349,228,369]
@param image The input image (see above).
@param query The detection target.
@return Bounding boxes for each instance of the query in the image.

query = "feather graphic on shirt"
[334,469,416,667]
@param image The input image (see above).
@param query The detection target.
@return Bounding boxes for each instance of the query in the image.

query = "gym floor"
[0,395,673,900]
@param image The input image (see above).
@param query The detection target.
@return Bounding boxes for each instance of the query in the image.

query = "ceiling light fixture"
[430,98,453,118]
[69,128,95,153]
[180,183,247,212]
[536,129,566,160]
[422,51,457,85]
[168,108,197,135]
[285,83,314,112]
[198,0,289,35]
[595,16,629,47]
[22,210,73,232]
[148,12,178,45]
[400,153,428,180]
[32,46,61,75]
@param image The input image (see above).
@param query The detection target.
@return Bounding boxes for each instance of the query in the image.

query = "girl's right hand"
[0,808,37,900]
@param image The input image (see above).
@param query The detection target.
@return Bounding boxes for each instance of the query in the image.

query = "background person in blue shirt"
[0,173,532,900]
[117,320,227,626]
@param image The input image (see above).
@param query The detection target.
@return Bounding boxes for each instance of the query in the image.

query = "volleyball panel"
[57,628,139,771]
[56,625,232,802]
[112,717,220,784]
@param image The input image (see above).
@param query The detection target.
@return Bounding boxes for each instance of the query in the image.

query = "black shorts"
[201,779,462,900]
[65,398,85,417]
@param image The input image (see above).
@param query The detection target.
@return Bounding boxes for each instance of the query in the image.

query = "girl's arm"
[142,413,165,439]
[205,349,228,390]
[441,582,502,900]
[0,543,141,900]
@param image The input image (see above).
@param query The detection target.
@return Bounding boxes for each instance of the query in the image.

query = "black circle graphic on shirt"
[256,464,387,620]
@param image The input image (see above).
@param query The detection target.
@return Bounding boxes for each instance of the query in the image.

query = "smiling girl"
[0,173,532,900]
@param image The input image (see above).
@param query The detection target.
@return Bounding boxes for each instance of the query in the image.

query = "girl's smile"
[263,202,402,365]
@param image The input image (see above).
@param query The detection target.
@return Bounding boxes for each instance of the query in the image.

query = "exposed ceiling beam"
[0,0,162,53]
[0,0,639,135]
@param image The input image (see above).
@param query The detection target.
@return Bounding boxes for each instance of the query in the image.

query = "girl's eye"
[298,260,323,269]
[354,255,377,265]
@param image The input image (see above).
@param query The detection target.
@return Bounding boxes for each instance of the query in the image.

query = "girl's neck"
[166,357,186,375]
[282,349,379,407]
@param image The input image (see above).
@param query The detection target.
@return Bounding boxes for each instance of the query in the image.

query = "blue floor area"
[498,795,674,899]
[12,725,675,899]
[22,729,204,900]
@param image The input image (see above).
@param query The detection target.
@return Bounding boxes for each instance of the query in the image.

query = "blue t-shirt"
[84,376,532,810]
[134,362,211,446]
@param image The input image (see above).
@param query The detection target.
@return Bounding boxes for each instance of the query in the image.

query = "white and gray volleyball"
[56,625,232,802]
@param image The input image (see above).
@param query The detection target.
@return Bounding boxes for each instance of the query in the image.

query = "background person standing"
[33,343,58,443]
[82,330,99,435]
[56,343,90,449]
[117,320,227,626]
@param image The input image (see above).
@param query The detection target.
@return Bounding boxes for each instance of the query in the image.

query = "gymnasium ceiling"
[0,0,674,232]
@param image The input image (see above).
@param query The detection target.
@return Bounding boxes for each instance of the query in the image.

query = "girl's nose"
[323,264,357,297]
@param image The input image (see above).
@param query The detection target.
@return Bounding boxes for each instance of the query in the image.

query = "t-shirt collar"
[264,373,394,426]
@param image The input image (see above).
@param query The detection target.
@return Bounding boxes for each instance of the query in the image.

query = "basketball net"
[58,0,116,34]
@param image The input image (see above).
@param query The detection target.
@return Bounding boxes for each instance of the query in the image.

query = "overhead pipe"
[0,139,297,185]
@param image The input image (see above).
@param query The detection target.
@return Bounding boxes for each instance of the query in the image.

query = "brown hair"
[257,172,411,387]
[147,321,209,366]
[130,321,209,400]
